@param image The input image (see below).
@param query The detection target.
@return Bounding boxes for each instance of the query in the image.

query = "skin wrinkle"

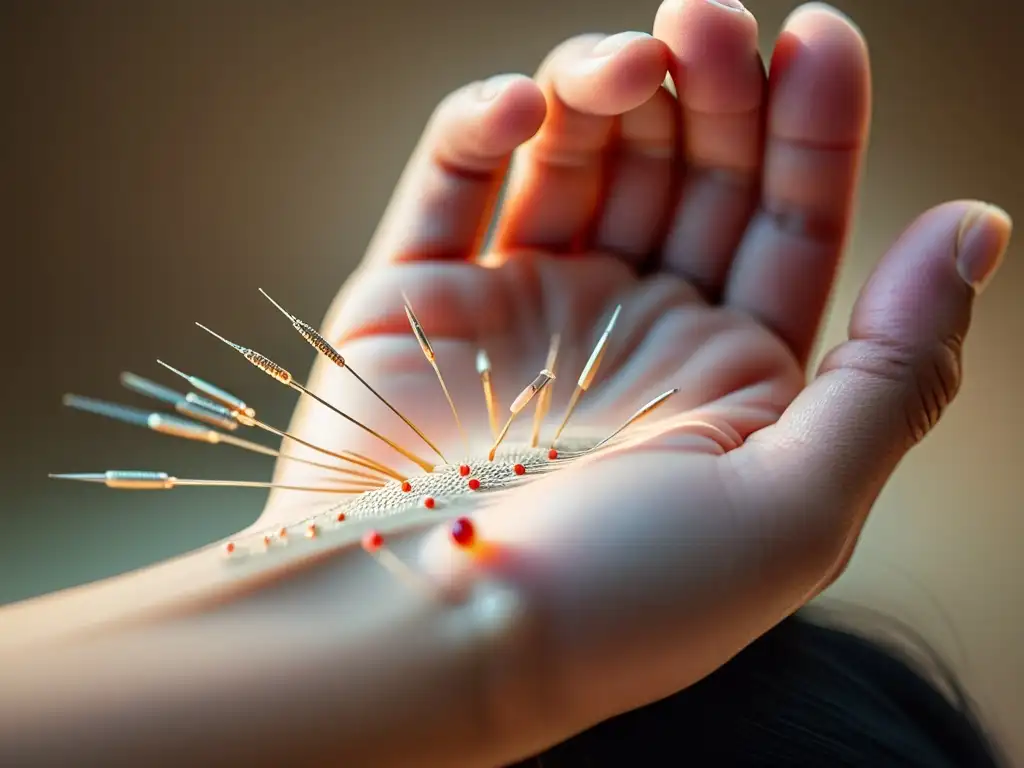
[591,87,678,262]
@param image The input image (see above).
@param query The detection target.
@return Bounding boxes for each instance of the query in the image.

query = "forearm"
[0,521,544,768]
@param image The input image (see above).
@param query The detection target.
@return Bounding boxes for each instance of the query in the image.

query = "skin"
[0,2,1013,766]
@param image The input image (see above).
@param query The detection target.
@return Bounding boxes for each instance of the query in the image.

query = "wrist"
[0,521,550,767]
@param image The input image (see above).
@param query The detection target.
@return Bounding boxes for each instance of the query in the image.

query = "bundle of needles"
[52,290,678,560]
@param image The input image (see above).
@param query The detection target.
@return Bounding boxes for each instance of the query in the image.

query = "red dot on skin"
[423,496,436,509]
[450,517,475,548]
[401,481,411,493]
[225,541,236,554]
[459,464,470,477]
[513,463,526,476]
[278,527,288,538]
[262,536,271,547]
[305,523,317,538]
[467,478,481,491]
[336,512,346,523]
[548,449,558,460]
[362,530,383,552]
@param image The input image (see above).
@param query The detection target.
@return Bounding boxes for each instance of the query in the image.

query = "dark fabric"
[511,615,1004,767]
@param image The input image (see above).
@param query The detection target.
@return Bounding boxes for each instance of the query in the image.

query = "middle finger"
[654,0,766,298]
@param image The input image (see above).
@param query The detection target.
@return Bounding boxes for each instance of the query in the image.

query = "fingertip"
[477,73,547,146]
[778,2,868,67]
[653,0,761,113]
[655,0,757,29]
[553,32,670,115]
[783,2,864,40]
[771,2,870,144]
[478,72,544,112]
[849,200,1001,347]
[955,202,1013,294]
[430,75,545,168]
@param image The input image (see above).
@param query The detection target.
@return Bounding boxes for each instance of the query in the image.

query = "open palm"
[254,2,1009,763]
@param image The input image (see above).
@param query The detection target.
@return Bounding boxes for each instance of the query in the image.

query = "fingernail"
[591,31,651,57]
[708,0,746,11]
[956,203,1012,294]
[479,74,523,101]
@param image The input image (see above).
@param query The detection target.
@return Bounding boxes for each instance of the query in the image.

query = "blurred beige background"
[4,0,1022,760]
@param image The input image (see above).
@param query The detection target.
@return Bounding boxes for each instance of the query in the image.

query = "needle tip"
[156,359,187,379]
[195,323,239,349]
[258,288,295,321]
[49,472,101,482]
[608,304,622,329]
[476,349,491,374]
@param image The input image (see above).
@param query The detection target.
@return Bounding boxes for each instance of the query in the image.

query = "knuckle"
[823,334,965,445]
[902,336,964,443]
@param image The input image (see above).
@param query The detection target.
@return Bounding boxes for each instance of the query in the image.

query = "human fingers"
[492,33,670,256]
[589,87,678,266]
[362,75,546,267]
[654,0,766,295]
[407,201,1010,759]
[736,200,1011,581]
[724,3,871,366]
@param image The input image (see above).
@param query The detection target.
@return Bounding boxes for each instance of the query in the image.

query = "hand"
[254,0,1011,757]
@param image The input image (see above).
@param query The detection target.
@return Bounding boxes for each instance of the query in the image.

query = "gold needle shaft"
[488,369,555,461]
[194,323,436,473]
[215,433,384,485]
[64,393,385,485]
[257,289,448,464]
[550,304,622,448]
[402,294,469,456]
[287,381,435,472]
[592,388,679,450]
[248,418,405,481]
[531,333,561,448]
[48,471,369,493]
[476,349,500,440]
[150,362,406,481]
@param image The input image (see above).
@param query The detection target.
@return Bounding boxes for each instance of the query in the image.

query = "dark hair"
[514,613,1004,767]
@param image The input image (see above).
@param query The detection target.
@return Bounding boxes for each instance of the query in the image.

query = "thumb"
[743,200,1011,532]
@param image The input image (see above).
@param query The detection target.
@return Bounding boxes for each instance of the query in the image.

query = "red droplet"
[225,541,236,554]
[336,512,346,523]
[423,496,436,509]
[459,464,470,476]
[278,527,288,538]
[467,478,481,491]
[513,463,526,476]
[548,449,558,460]
[262,535,271,547]
[401,481,412,493]
[450,517,475,548]
[305,523,318,538]
[362,530,383,552]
